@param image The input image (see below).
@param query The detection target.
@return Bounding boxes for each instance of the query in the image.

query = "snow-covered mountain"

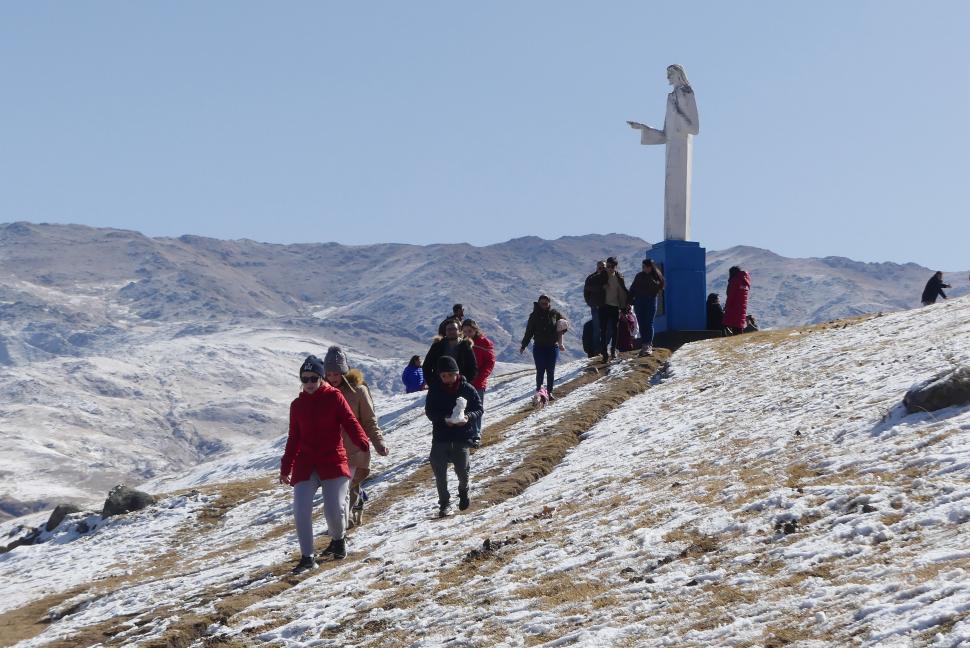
[2,296,968,647]
[2,222,966,367]
[1,221,967,517]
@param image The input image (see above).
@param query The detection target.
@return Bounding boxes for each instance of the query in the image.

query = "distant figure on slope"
[402,355,427,393]
[322,346,390,529]
[722,266,751,335]
[519,294,565,399]
[706,293,724,331]
[281,355,370,571]
[437,304,466,337]
[425,355,483,517]
[629,258,665,356]
[921,271,951,306]
[743,314,760,333]
[583,260,607,354]
[589,256,630,361]
[423,320,478,388]
[462,319,496,445]
[617,305,639,352]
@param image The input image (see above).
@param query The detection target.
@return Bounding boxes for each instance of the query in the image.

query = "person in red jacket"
[280,355,370,572]
[462,319,496,443]
[722,266,751,335]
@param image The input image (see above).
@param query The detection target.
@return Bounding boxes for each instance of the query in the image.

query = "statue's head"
[666,64,689,87]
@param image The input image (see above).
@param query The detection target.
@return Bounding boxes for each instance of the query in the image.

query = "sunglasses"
[300,375,321,384]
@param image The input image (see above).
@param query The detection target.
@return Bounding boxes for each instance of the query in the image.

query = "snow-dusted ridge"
[2,297,969,646]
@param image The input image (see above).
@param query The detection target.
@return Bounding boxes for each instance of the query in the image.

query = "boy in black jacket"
[425,355,483,517]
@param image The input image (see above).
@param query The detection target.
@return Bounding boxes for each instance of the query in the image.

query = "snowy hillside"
[0,324,415,516]
[9,223,968,519]
[2,297,968,647]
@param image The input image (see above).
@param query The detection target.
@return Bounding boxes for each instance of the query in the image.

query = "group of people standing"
[584,256,666,362]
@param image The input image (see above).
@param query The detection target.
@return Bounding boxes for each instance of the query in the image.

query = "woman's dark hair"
[707,293,720,305]
[409,355,421,367]
[729,266,741,278]
[461,319,483,337]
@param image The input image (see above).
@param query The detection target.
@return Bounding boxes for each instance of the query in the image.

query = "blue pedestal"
[646,240,707,333]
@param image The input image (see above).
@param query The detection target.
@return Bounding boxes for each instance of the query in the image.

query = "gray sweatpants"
[429,442,470,506]
[293,472,350,557]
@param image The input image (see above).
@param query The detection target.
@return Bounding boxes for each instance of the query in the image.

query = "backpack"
[582,320,595,357]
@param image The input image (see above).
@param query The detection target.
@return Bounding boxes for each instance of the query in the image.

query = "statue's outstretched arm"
[627,121,666,145]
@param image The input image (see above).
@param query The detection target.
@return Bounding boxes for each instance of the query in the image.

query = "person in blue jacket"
[425,355,483,517]
[402,355,426,393]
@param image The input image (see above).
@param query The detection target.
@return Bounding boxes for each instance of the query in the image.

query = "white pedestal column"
[664,134,693,241]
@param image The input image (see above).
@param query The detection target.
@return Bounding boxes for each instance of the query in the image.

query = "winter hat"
[324,346,349,375]
[300,355,325,376]
[437,355,460,373]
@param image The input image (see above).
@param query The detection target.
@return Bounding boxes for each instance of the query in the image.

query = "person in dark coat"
[590,257,629,361]
[583,260,606,353]
[425,355,483,517]
[423,320,477,388]
[628,258,665,356]
[402,355,426,393]
[437,304,465,336]
[706,293,724,331]
[921,272,951,306]
[722,266,751,335]
[519,294,565,397]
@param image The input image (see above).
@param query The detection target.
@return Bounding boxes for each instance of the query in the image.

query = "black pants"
[429,441,470,506]
[599,305,620,356]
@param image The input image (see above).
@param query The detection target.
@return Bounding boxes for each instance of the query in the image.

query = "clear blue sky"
[2,1,968,270]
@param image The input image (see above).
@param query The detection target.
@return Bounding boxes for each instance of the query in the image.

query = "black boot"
[291,555,316,574]
[458,489,470,511]
[321,537,347,560]
[438,499,451,518]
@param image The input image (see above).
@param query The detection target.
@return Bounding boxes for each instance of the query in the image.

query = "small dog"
[531,387,550,408]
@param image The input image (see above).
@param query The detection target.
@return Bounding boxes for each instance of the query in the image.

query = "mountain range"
[0,221,966,518]
[2,221,965,366]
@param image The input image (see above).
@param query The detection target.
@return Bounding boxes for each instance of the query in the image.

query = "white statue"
[628,64,699,241]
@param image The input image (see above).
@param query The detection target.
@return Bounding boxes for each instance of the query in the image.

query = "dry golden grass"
[513,570,613,609]
[0,585,99,647]
[480,352,670,506]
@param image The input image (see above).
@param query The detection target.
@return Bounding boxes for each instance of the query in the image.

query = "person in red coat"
[462,319,496,443]
[280,355,370,571]
[722,266,751,335]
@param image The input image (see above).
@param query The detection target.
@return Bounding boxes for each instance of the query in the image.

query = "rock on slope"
[1,296,968,646]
